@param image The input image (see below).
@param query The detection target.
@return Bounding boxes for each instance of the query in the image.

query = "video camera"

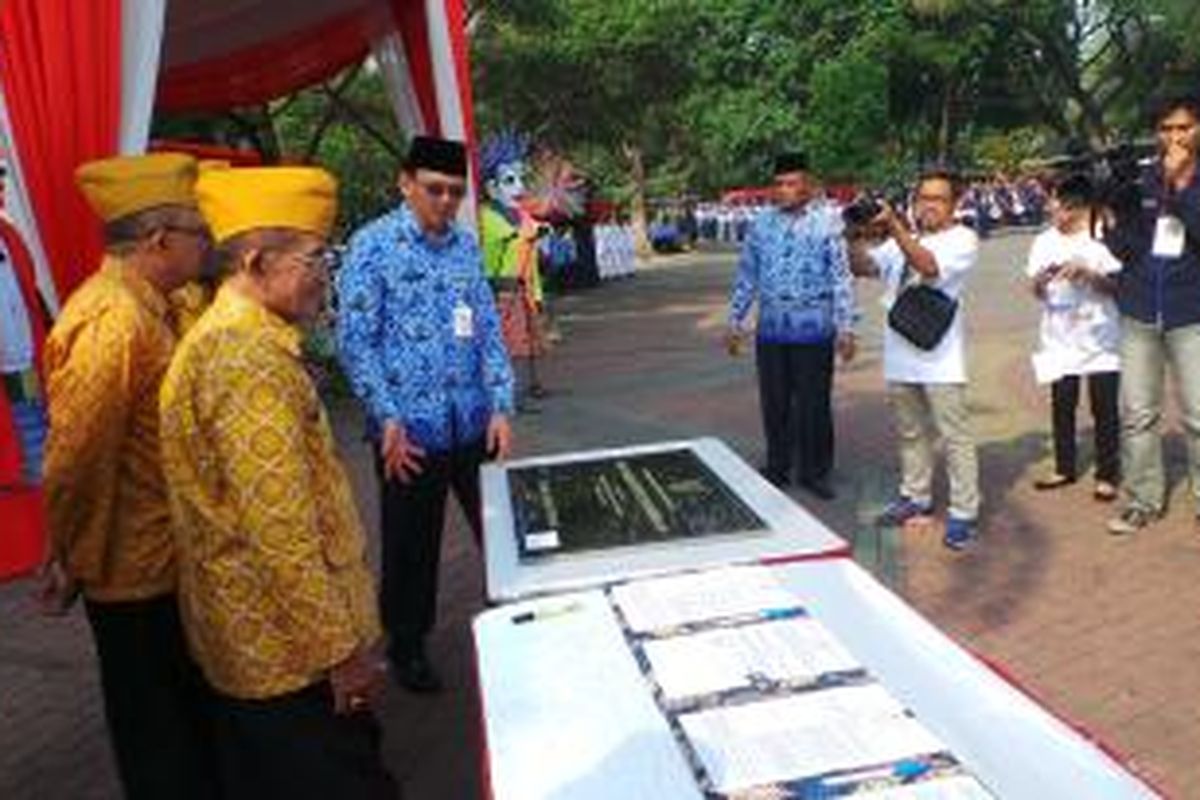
[842,182,910,228]
[841,195,885,227]
[1056,143,1147,221]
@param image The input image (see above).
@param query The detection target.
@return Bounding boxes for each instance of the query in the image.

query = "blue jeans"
[1119,317,1200,514]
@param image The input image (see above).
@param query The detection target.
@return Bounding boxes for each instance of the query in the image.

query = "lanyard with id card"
[1153,214,1187,259]
[453,301,474,339]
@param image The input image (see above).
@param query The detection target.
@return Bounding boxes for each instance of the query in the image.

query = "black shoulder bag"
[886,260,957,351]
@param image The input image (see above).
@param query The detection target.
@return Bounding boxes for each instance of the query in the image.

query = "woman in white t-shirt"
[1026,174,1121,500]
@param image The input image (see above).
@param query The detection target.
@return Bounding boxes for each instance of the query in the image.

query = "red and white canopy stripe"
[0,0,475,311]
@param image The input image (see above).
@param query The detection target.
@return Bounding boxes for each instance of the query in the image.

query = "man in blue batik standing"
[726,152,857,500]
[338,136,515,693]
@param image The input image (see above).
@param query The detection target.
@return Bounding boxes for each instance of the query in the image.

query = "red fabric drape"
[0,0,123,302]
[157,9,383,113]
[0,487,46,581]
[0,388,19,486]
[389,0,440,135]
[444,0,478,176]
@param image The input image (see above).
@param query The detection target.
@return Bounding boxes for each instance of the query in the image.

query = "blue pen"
[892,758,932,781]
[760,606,806,621]
[816,757,932,792]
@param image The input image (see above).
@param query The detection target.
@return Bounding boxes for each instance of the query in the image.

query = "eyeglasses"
[291,247,340,273]
[417,180,467,201]
[162,224,213,243]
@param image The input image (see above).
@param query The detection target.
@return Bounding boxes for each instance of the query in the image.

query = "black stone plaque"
[508,448,767,560]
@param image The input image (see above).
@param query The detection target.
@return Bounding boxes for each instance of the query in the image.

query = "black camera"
[842,195,884,227]
[1059,143,1147,220]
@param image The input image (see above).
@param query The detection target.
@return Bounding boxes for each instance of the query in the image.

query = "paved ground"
[3,231,1199,798]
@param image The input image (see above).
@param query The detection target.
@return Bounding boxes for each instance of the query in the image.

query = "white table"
[473,559,1159,800]
[481,437,848,602]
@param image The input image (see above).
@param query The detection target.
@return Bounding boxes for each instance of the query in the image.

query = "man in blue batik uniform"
[337,136,515,692]
[726,152,857,499]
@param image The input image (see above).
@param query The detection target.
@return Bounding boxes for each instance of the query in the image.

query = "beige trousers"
[887,382,980,520]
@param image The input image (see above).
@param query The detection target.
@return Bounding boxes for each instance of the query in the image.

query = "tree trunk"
[623,141,653,258]
[936,79,953,161]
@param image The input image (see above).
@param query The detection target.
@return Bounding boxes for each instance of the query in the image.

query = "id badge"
[1153,215,1186,258]
[453,302,474,338]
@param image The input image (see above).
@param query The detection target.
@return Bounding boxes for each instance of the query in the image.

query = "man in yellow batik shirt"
[167,160,229,337]
[160,166,397,799]
[40,153,218,800]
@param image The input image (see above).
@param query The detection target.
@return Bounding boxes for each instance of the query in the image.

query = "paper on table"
[854,775,995,799]
[476,590,703,800]
[679,684,945,793]
[642,617,861,701]
[1030,350,1063,385]
[611,565,797,633]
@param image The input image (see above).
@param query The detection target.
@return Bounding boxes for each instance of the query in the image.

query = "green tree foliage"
[474,0,696,250]
[970,127,1052,175]
[801,52,890,182]
[474,0,1200,197]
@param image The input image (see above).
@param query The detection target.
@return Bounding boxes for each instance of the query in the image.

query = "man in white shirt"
[849,168,982,549]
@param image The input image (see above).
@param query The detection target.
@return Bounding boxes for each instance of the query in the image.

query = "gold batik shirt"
[43,258,177,602]
[168,280,213,337]
[160,285,381,699]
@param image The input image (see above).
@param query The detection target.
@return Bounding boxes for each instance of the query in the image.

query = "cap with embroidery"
[75,153,198,222]
[195,166,338,243]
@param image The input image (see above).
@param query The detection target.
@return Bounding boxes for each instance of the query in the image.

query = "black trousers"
[756,339,835,485]
[1051,371,1120,483]
[84,594,219,800]
[377,439,487,660]
[210,681,399,800]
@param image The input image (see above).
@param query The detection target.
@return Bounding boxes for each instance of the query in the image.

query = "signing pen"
[511,601,584,625]
[821,758,933,788]
[759,606,806,621]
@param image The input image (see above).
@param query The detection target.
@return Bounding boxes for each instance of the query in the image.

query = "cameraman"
[847,167,981,550]
[1104,94,1200,535]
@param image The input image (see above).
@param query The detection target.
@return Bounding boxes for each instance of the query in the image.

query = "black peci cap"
[405,136,468,177]
[773,152,810,176]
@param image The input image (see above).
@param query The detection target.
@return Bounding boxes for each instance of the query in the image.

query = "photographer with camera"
[1103,95,1200,536]
[726,152,857,500]
[847,167,981,550]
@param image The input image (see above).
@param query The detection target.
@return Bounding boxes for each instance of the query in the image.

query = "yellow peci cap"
[197,159,232,174]
[75,153,199,223]
[195,166,338,244]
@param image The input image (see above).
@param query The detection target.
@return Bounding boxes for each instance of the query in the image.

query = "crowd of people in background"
[696,199,769,244]
[725,92,1200,548]
[957,175,1049,236]
[686,172,1051,249]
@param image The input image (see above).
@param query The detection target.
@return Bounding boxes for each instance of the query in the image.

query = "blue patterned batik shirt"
[336,205,515,453]
[728,202,857,343]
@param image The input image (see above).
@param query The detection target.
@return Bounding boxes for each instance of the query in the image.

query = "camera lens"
[842,197,881,227]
